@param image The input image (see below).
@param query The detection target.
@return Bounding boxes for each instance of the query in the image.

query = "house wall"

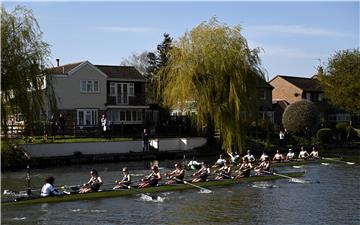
[50,63,107,110]
[270,77,303,104]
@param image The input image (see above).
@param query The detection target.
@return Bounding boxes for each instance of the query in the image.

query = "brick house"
[269,75,360,126]
[45,60,148,135]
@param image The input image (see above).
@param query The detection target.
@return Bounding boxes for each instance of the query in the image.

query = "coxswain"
[41,176,62,197]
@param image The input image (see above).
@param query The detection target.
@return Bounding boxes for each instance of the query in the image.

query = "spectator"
[59,113,65,136]
[50,115,58,136]
[143,128,149,152]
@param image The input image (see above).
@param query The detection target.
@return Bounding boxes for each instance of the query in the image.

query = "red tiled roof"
[273,75,322,92]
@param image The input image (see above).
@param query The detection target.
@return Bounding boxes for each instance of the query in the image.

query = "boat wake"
[199,189,212,194]
[139,194,165,202]
[251,182,279,189]
[11,217,27,221]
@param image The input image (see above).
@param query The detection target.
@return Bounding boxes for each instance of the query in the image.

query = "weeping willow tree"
[1,6,52,138]
[159,18,265,154]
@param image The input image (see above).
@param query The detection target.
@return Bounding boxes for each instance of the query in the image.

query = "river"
[1,158,360,225]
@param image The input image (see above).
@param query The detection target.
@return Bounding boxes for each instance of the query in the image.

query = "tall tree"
[160,17,265,153]
[318,49,360,113]
[1,6,51,136]
[147,33,173,105]
[120,51,150,76]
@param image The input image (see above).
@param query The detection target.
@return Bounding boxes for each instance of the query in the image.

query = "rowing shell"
[2,172,304,206]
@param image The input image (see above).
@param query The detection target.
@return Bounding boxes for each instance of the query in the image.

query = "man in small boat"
[286,148,296,161]
[41,176,62,197]
[242,150,256,162]
[137,166,162,188]
[113,167,131,189]
[214,160,232,180]
[309,146,320,159]
[192,162,211,183]
[228,151,240,166]
[79,169,103,194]
[165,163,185,184]
[254,157,271,175]
[298,147,309,160]
[272,149,284,163]
[212,154,226,168]
[259,151,268,162]
[235,157,253,179]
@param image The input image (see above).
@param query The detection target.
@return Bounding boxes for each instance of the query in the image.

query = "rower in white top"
[286,148,296,161]
[41,176,62,197]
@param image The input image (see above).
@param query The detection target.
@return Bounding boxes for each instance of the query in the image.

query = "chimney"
[56,59,60,67]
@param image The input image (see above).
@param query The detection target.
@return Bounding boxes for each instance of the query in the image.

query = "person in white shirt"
[242,150,255,162]
[212,154,226,168]
[286,148,296,161]
[228,151,240,165]
[41,176,61,197]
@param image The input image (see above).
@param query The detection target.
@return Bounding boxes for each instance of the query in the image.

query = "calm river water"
[1,158,360,225]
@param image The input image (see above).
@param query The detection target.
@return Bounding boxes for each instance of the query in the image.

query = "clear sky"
[3,1,359,80]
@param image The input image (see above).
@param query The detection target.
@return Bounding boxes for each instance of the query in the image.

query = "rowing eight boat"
[2,172,304,206]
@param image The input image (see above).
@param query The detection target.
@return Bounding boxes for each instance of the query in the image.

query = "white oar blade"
[346,162,355,165]
[290,178,309,184]
[200,189,212,194]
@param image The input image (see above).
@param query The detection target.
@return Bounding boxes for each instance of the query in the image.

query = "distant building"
[270,75,360,126]
[45,60,148,135]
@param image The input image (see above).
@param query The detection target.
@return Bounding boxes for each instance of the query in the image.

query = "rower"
[214,160,232,180]
[298,146,309,160]
[254,157,271,175]
[165,163,185,184]
[235,157,253,179]
[192,161,210,183]
[286,148,296,161]
[242,149,255,162]
[41,176,62,197]
[79,169,103,194]
[309,146,320,159]
[259,151,268,162]
[187,157,201,170]
[272,149,284,163]
[228,151,240,166]
[113,167,132,189]
[137,165,162,188]
[212,154,226,168]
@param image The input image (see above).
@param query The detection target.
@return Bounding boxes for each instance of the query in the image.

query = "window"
[110,83,116,96]
[80,80,100,93]
[259,90,266,100]
[107,109,143,124]
[109,82,135,104]
[77,109,98,126]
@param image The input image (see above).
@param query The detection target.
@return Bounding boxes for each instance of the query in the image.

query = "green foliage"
[147,33,173,104]
[335,122,357,141]
[317,128,333,144]
[318,49,360,113]
[160,17,265,154]
[282,100,320,135]
[1,141,27,168]
[1,6,51,136]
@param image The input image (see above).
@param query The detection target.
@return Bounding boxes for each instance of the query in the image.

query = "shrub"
[282,100,320,136]
[317,128,333,144]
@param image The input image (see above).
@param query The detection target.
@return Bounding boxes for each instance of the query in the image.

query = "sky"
[3,1,359,80]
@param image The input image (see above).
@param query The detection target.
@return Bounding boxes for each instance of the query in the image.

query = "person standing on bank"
[59,113,65,136]
[143,128,149,152]
[50,115,58,137]
[101,114,111,139]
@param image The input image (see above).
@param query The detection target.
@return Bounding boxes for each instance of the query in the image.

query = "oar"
[175,178,212,193]
[263,171,309,184]
[322,157,355,165]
